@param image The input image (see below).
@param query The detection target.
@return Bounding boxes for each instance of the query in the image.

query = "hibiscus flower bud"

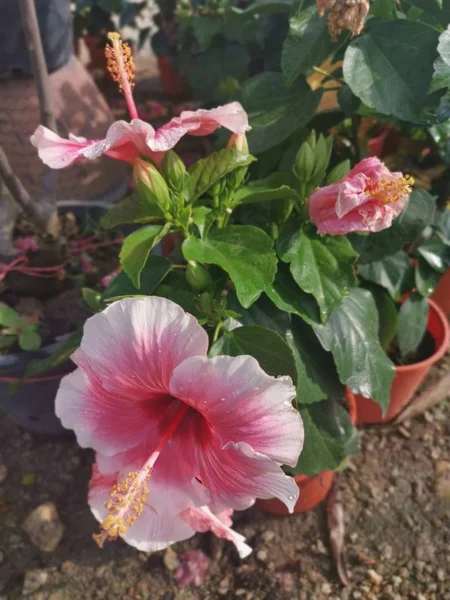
[133,157,171,213]
[186,261,213,292]
[227,134,250,190]
[308,157,414,236]
[160,150,188,193]
[227,133,249,154]
[294,142,315,184]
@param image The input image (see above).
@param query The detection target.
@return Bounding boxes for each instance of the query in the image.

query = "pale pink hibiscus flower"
[308,157,414,236]
[55,297,303,556]
[30,33,249,169]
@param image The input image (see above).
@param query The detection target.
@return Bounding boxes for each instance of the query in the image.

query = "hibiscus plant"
[26,0,450,557]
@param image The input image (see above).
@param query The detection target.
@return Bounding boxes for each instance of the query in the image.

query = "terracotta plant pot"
[84,36,108,73]
[256,471,335,515]
[157,56,184,97]
[349,297,449,425]
[431,268,450,316]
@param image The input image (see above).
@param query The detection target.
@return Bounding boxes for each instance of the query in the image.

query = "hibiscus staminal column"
[93,403,190,547]
[367,174,414,205]
[105,32,139,120]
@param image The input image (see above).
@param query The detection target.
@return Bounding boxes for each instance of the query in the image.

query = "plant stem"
[0,146,50,233]
[18,0,57,132]
[312,66,344,85]
[212,321,224,343]
[351,115,361,162]
[17,0,59,235]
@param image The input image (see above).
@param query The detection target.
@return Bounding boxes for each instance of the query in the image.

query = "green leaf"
[349,189,437,263]
[154,272,200,317]
[20,330,83,384]
[326,160,351,184]
[266,264,321,325]
[397,293,429,357]
[100,194,164,230]
[369,286,398,351]
[188,149,255,203]
[182,226,277,308]
[415,257,441,296]
[288,400,360,476]
[286,317,343,405]
[82,288,104,312]
[103,255,172,302]
[313,288,396,413]
[370,0,397,20]
[417,237,449,272]
[358,250,413,301]
[0,335,16,349]
[18,330,41,351]
[119,225,165,288]
[338,84,361,117]
[192,207,214,239]
[241,72,323,154]
[189,40,250,103]
[343,20,441,123]
[0,303,19,329]
[282,5,343,85]
[278,226,358,322]
[209,325,297,382]
[430,27,450,93]
[191,15,222,49]
[233,0,292,16]
[233,172,299,205]
[226,292,291,336]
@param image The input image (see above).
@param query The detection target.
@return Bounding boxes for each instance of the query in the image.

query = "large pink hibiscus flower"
[55,297,303,555]
[308,157,413,235]
[30,33,249,169]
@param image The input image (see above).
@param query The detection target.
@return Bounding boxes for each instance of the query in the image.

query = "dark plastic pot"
[256,472,335,515]
[0,0,73,78]
[348,297,450,425]
[0,200,110,435]
[0,339,75,435]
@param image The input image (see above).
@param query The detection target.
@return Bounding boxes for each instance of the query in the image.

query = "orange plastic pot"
[256,471,335,515]
[349,297,449,425]
[431,268,450,316]
[157,56,184,97]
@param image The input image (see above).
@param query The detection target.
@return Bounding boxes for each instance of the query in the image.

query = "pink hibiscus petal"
[195,439,300,514]
[308,157,412,235]
[175,550,210,587]
[181,506,252,559]
[55,297,208,455]
[31,120,164,168]
[30,126,101,169]
[169,355,302,467]
[89,465,199,553]
[149,102,250,152]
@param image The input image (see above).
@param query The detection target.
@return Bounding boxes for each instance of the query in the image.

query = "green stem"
[312,66,344,84]
[212,321,224,343]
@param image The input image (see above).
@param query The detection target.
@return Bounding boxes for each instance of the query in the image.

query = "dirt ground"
[0,386,449,600]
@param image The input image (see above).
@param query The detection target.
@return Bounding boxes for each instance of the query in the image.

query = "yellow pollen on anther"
[105,32,135,93]
[367,174,414,205]
[94,469,152,547]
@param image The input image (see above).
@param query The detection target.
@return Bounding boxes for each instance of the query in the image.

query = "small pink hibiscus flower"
[308,157,414,236]
[30,33,249,169]
[55,297,303,556]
